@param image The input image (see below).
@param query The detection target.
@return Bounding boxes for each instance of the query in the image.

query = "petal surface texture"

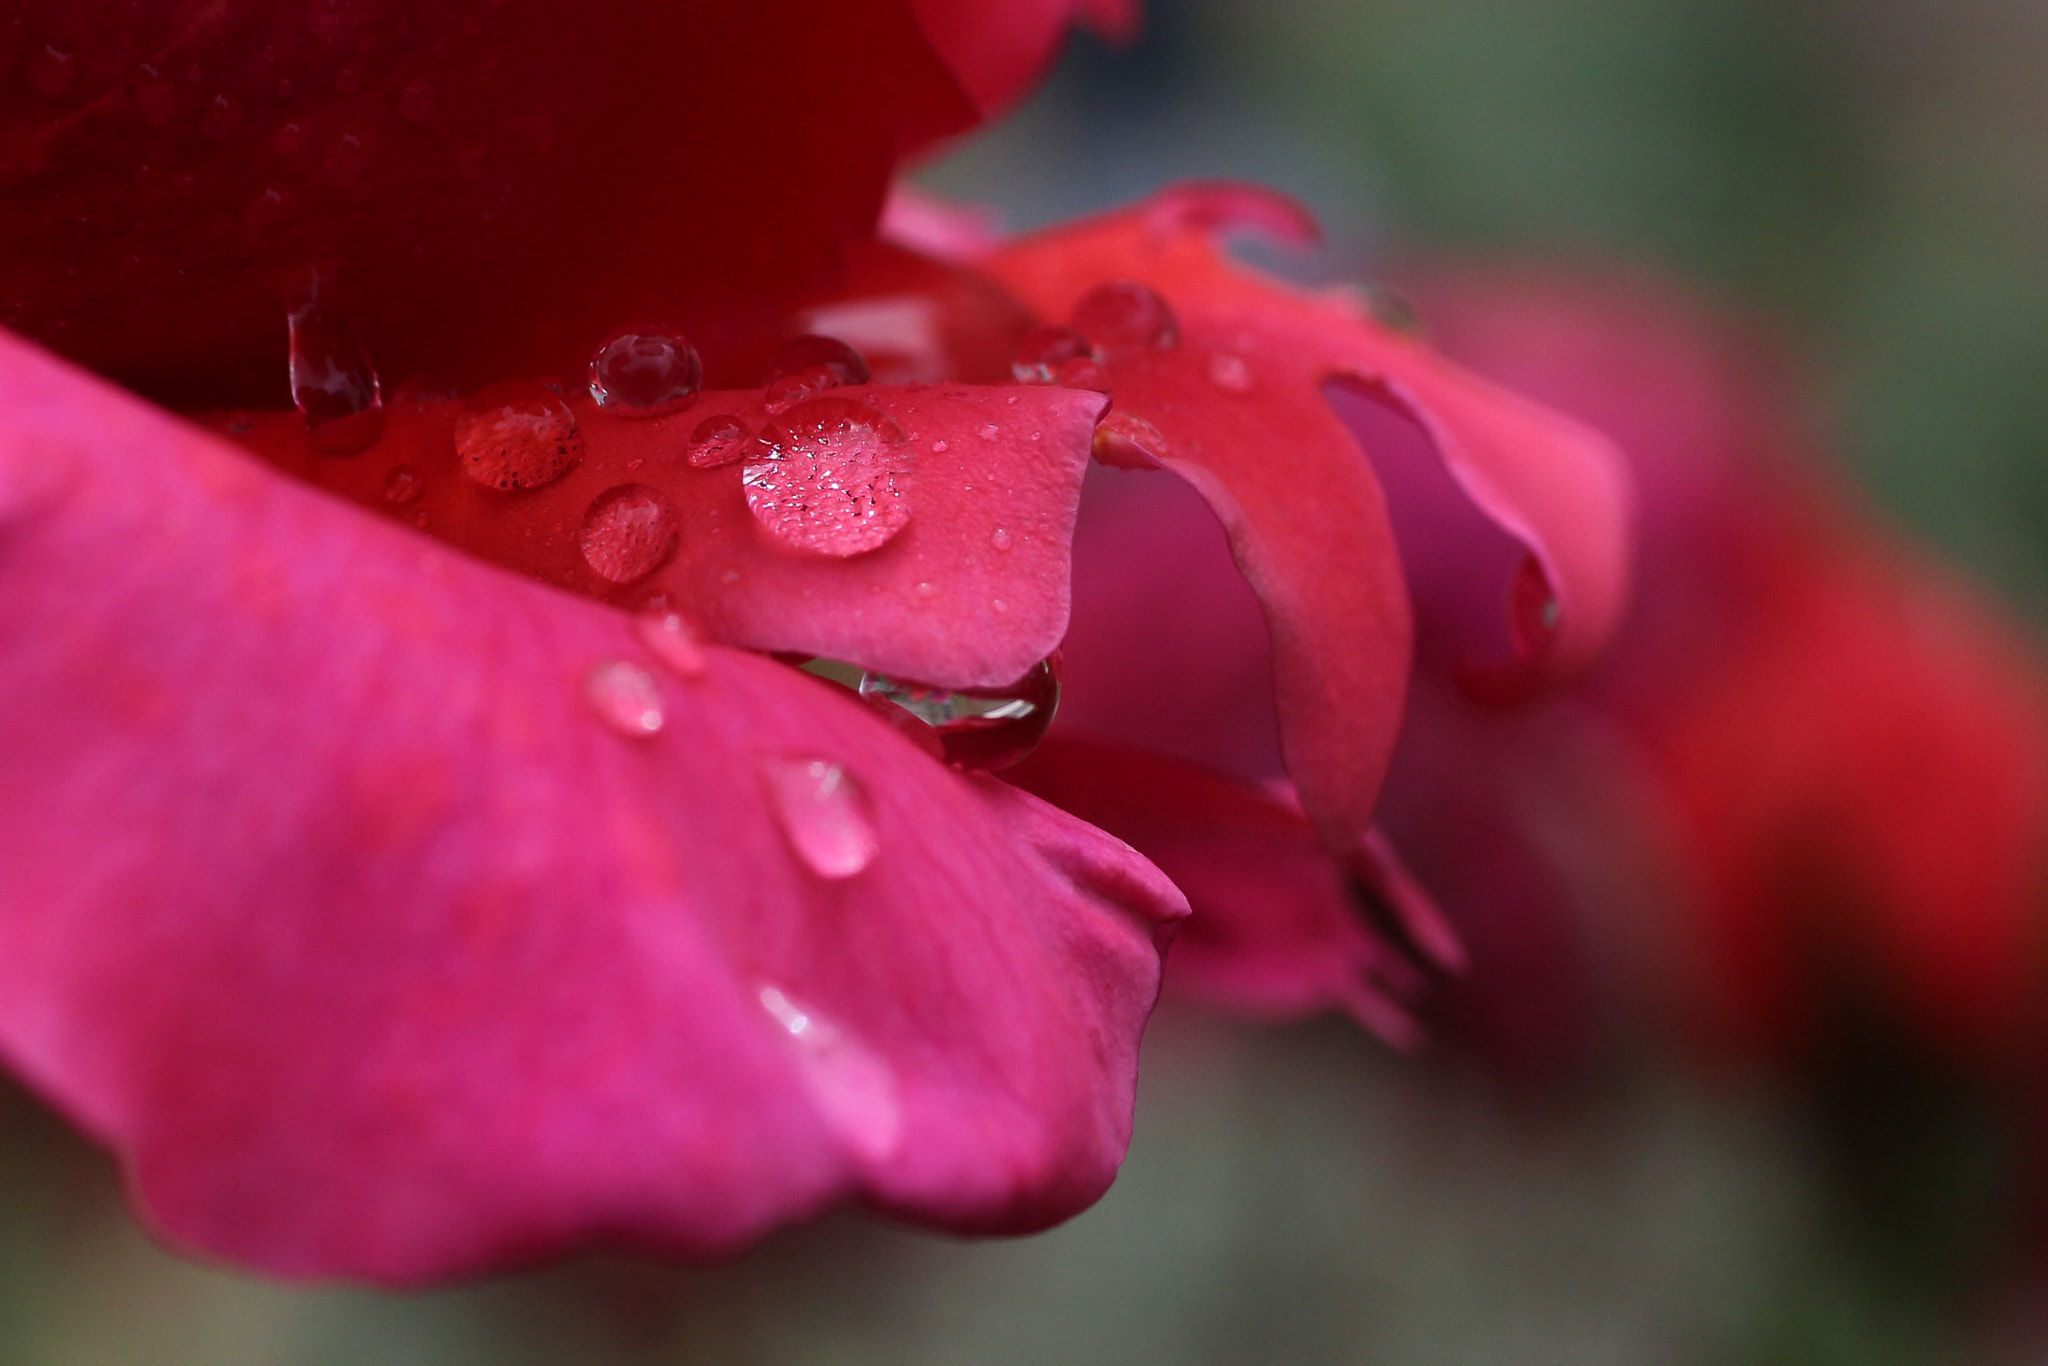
[0,332,1186,1283]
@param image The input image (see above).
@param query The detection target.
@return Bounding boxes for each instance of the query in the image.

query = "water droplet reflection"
[455,380,584,490]
[743,397,912,557]
[579,484,679,584]
[288,300,386,456]
[761,757,878,878]
[859,657,1059,771]
[588,325,702,417]
[1071,280,1178,356]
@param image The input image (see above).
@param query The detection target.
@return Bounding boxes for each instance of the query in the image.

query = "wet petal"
[0,332,1184,1282]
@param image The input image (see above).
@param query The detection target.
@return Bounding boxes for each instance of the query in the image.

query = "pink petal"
[0,331,1185,1283]
[233,382,1104,691]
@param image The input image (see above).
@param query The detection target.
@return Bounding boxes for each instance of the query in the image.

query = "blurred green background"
[10,2,2048,1362]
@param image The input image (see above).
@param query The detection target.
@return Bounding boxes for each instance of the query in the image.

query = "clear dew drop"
[586,659,665,738]
[743,397,912,558]
[858,656,1060,771]
[287,301,386,456]
[454,380,584,491]
[990,527,1013,552]
[977,423,1001,441]
[763,334,870,387]
[929,439,948,453]
[764,363,840,415]
[579,484,679,584]
[1071,280,1178,356]
[588,325,702,417]
[635,608,707,679]
[686,413,759,468]
[761,757,878,879]
[757,985,902,1162]
[381,465,422,505]
[1208,352,1253,393]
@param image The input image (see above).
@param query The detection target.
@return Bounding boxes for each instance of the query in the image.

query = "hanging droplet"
[757,985,902,1161]
[1207,352,1253,393]
[455,380,584,491]
[858,656,1060,771]
[1071,280,1178,356]
[588,325,702,417]
[1092,411,1172,469]
[763,363,841,415]
[1012,325,1096,384]
[636,608,707,679]
[763,334,870,387]
[687,413,758,469]
[761,758,878,878]
[1507,554,1560,658]
[586,659,665,738]
[743,397,912,557]
[990,527,1013,551]
[579,484,679,584]
[288,300,386,456]
[381,465,422,505]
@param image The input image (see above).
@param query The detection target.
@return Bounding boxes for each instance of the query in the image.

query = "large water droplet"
[743,397,912,557]
[1012,325,1096,384]
[858,657,1060,771]
[763,364,840,415]
[579,484,679,584]
[761,758,878,878]
[1071,280,1178,356]
[288,301,386,456]
[680,414,750,469]
[588,325,702,417]
[586,659,665,738]
[636,608,707,679]
[455,380,584,491]
[764,334,870,387]
[757,985,902,1162]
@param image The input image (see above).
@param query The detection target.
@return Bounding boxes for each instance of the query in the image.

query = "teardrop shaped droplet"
[761,757,878,878]
[687,413,759,469]
[579,483,679,584]
[636,608,707,679]
[1071,280,1178,356]
[455,380,584,491]
[381,465,422,505]
[757,985,902,1161]
[1012,325,1096,384]
[763,334,870,387]
[586,659,665,738]
[1207,352,1253,393]
[288,301,386,455]
[743,397,912,557]
[764,363,840,415]
[858,656,1060,771]
[588,325,702,417]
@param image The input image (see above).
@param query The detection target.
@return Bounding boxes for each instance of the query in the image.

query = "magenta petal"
[0,332,1185,1283]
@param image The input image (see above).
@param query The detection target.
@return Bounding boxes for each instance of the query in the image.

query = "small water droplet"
[761,758,878,878]
[990,527,1012,551]
[859,656,1059,771]
[1508,555,1559,657]
[1071,280,1178,356]
[743,397,912,557]
[929,439,948,453]
[586,659,665,738]
[1092,411,1172,469]
[1056,357,1112,394]
[381,465,422,505]
[914,581,937,597]
[636,608,706,679]
[455,380,584,490]
[757,985,901,1161]
[397,78,435,121]
[579,484,679,584]
[687,413,759,468]
[1208,352,1253,393]
[288,300,386,455]
[1010,324,1097,384]
[991,598,1009,613]
[588,325,702,417]
[29,47,77,99]
[200,93,243,139]
[977,423,1000,441]
[763,334,870,387]
[763,363,839,415]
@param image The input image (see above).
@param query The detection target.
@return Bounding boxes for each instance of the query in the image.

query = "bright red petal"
[0,331,1185,1282]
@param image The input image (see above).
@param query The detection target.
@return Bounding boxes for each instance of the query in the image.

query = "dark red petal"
[1007,738,1443,1048]
[232,381,1103,691]
[990,184,1629,850]
[0,331,1184,1282]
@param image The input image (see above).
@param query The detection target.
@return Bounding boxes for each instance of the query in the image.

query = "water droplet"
[586,659,664,738]
[29,47,77,99]
[1071,280,1178,356]
[977,423,1000,441]
[763,334,869,387]
[990,527,1013,552]
[914,581,937,597]
[200,93,243,140]
[858,657,1059,771]
[1011,324,1098,384]
[743,397,912,558]
[455,380,584,490]
[991,598,1009,613]
[757,985,902,1161]
[1207,352,1253,393]
[323,128,373,183]
[579,484,679,584]
[588,325,702,417]
[761,758,878,878]
[288,301,386,455]
[636,608,706,679]
[397,78,435,121]
[1056,357,1112,394]
[1092,411,1172,469]
[686,413,759,469]
[272,120,308,155]
[381,465,422,505]
[764,363,839,415]
[1507,555,1559,657]
[929,439,948,453]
